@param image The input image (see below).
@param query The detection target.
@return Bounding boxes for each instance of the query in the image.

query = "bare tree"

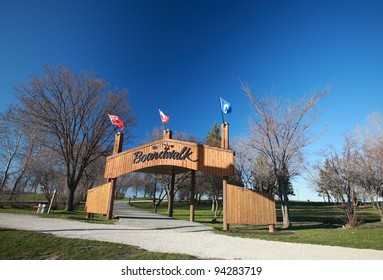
[356,112,383,221]
[242,83,329,228]
[7,128,38,201]
[251,153,278,194]
[13,65,135,210]
[357,155,383,222]
[0,109,40,203]
[143,126,163,144]
[315,135,362,227]
[232,137,255,188]
[234,137,293,194]
[0,110,23,194]
[78,156,106,201]
[27,148,66,203]
[201,172,222,221]
[160,171,191,215]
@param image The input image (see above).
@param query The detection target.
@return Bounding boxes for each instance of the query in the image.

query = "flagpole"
[219,97,225,123]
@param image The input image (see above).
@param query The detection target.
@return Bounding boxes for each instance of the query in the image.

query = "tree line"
[312,112,383,226]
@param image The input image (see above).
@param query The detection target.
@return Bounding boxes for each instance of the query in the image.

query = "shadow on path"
[113,202,213,233]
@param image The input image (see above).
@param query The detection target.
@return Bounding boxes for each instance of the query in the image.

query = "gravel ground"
[1,202,382,260]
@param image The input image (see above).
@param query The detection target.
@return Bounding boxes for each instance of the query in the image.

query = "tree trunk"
[66,187,75,211]
[8,174,23,201]
[278,176,291,228]
[65,162,86,211]
[280,202,291,228]
[0,160,12,192]
[152,182,157,207]
[214,198,219,218]
[167,173,175,217]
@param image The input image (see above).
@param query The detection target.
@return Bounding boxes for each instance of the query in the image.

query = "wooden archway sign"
[85,123,235,224]
[85,123,276,232]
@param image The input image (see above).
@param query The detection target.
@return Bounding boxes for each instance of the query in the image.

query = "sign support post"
[107,132,124,220]
[190,170,196,222]
[168,172,175,217]
[221,122,230,231]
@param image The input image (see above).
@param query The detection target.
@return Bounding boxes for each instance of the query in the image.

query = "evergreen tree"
[205,123,221,147]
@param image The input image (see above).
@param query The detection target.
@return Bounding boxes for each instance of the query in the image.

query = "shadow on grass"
[228,230,295,236]
[288,222,341,231]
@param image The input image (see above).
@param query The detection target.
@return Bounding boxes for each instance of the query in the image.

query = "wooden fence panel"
[85,182,113,215]
[227,184,276,225]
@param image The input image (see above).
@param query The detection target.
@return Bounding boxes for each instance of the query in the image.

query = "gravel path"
[1,202,382,260]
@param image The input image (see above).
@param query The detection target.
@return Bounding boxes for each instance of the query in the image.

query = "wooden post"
[168,172,175,217]
[106,132,124,220]
[47,189,57,214]
[163,128,172,140]
[269,224,276,233]
[163,128,175,218]
[190,170,196,222]
[221,122,229,150]
[221,122,229,231]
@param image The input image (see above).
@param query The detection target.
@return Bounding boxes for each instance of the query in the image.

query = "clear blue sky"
[1,0,383,200]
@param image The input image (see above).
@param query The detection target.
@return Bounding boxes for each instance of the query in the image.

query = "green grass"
[0,198,195,259]
[0,203,115,224]
[221,222,383,250]
[0,228,197,260]
[130,200,383,250]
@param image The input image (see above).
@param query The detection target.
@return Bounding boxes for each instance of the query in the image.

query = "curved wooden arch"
[104,138,235,178]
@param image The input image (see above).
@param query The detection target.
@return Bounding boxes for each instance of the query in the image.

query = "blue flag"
[220,97,232,114]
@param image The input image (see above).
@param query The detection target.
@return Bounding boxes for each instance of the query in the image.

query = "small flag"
[158,108,170,125]
[220,97,232,114]
[108,114,124,131]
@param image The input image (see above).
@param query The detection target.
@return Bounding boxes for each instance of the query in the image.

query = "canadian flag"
[108,114,124,131]
[158,108,170,125]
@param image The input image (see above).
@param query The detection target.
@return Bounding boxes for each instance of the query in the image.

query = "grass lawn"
[0,228,197,260]
[0,199,198,259]
[130,200,383,250]
[0,203,115,224]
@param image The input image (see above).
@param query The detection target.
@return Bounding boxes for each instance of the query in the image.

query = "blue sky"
[1,0,383,200]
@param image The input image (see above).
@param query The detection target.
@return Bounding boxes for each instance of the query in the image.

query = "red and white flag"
[158,108,170,125]
[108,114,124,131]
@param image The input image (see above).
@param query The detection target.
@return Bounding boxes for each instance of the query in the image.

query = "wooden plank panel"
[85,182,113,215]
[104,139,235,178]
[227,184,276,225]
